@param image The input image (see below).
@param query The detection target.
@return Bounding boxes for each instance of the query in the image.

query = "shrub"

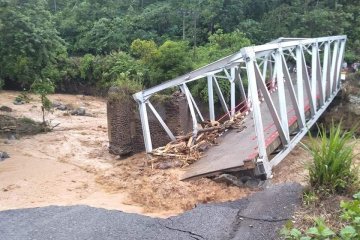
[305,122,358,195]
[93,51,145,89]
[107,73,143,101]
[14,91,31,103]
[341,192,360,234]
[112,73,142,94]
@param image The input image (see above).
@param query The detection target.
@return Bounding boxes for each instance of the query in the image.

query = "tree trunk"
[182,11,186,40]
[193,13,197,58]
[41,96,45,124]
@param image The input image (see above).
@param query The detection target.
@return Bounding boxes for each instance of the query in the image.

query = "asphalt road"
[0,183,302,240]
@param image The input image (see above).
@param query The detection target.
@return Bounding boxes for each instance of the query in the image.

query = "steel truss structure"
[133,35,347,178]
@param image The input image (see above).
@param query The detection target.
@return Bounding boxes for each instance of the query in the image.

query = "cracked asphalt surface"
[0,183,302,240]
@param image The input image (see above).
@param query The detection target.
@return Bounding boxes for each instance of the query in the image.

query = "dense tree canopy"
[0,0,66,88]
[0,0,359,95]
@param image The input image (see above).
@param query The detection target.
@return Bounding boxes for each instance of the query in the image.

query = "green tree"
[94,51,145,88]
[191,30,251,102]
[130,39,158,62]
[0,0,66,88]
[31,79,55,124]
[195,29,251,68]
[1,0,359,94]
[76,17,129,54]
[131,39,193,86]
[145,40,193,86]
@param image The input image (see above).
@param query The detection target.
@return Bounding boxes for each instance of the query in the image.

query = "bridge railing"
[133,35,346,177]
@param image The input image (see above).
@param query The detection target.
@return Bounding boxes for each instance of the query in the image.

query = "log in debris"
[149,113,247,169]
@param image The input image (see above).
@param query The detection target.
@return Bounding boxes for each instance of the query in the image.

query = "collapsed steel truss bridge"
[133,35,347,179]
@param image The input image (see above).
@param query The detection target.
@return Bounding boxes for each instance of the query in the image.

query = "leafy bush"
[341,192,360,234]
[80,54,96,80]
[304,123,358,195]
[131,39,193,86]
[15,91,32,103]
[111,73,142,94]
[107,73,143,101]
[281,192,360,240]
[93,51,145,89]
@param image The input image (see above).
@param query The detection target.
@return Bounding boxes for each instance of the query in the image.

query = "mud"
[96,153,253,215]
[0,91,253,218]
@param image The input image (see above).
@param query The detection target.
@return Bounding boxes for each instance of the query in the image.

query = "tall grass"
[305,122,358,194]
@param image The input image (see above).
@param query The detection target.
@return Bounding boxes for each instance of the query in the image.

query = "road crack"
[236,212,289,222]
[158,220,205,240]
[227,210,289,239]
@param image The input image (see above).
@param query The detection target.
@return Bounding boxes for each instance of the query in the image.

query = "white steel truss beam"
[315,45,324,106]
[336,40,346,88]
[275,49,290,143]
[180,84,198,136]
[244,55,271,177]
[311,43,318,108]
[254,62,287,146]
[147,101,176,141]
[296,45,306,124]
[323,42,331,99]
[187,87,204,122]
[301,47,316,116]
[330,40,339,94]
[281,53,305,129]
[207,75,215,121]
[213,76,230,117]
[137,101,152,152]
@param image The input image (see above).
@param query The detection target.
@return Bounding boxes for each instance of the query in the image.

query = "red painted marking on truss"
[246,102,311,160]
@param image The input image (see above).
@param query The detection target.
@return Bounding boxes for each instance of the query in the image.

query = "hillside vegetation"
[0,0,359,97]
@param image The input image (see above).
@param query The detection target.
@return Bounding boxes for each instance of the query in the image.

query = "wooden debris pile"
[149,113,247,169]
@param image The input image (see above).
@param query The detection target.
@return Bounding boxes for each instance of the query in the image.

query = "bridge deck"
[182,88,310,180]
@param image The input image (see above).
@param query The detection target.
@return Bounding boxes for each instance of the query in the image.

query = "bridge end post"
[242,47,272,179]
[133,92,153,153]
[207,75,215,121]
